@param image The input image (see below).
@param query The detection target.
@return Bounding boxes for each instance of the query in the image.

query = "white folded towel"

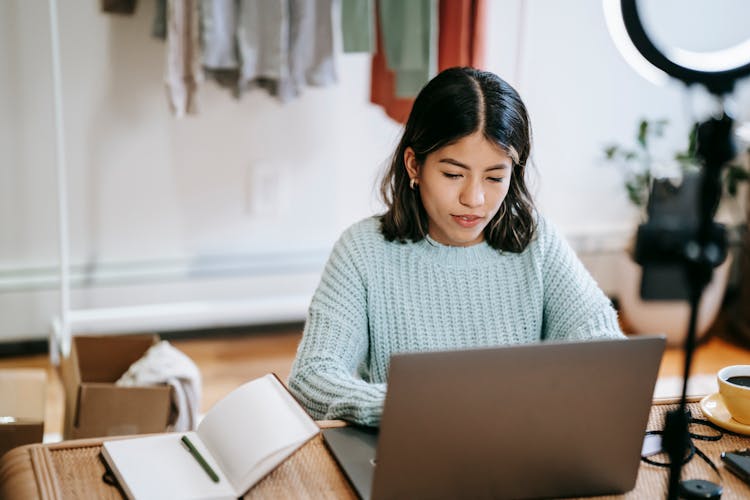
[116,341,202,432]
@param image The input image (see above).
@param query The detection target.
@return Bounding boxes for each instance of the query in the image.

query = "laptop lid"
[323,337,665,499]
[322,426,378,499]
[368,336,665,500]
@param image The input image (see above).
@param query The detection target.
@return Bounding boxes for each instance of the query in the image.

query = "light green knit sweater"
[288,215,624,426]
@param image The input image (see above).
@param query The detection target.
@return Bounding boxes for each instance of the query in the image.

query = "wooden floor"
[2,316,750,438]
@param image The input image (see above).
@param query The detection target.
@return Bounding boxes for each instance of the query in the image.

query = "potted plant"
[604,118,749,345]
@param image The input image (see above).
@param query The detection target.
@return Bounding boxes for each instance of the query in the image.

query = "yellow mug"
[718,365,750,425]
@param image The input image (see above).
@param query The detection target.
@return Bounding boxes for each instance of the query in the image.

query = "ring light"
[603,0,750,95]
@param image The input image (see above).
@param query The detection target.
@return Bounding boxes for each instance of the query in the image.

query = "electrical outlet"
[245,161,287,217]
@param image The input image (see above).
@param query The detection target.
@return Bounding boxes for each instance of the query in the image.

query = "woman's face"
[405,131,513,247]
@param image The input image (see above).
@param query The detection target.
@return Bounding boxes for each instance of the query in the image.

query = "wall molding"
[0,249,331,293]
[0,227,636,292]
[0,228,644,342]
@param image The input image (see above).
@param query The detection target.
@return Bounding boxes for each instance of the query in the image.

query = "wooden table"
[2,404,749,499]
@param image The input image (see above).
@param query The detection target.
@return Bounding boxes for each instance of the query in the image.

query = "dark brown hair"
[380,67,536,252]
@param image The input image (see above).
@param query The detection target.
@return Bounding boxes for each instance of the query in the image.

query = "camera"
[634,171,727,300]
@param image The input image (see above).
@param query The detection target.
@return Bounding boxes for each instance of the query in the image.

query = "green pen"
[181,435,220,483]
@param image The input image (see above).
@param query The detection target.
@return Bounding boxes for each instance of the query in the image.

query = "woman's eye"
[488,177,504,183]
[443,173,462,179]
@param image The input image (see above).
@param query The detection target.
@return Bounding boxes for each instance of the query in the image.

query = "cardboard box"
[61,335,172,440]
[0,369,46,457]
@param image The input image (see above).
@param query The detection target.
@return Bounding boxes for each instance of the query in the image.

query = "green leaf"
[728,179,738,196]
[728,164,750,180]
[725,164,750,197]
[688,123,698,156]
[674,154,690,166]
[674,152,697,171]
[637,120,648,148]
[604,145,618,159]
[626,183,643,207]
[634,172,650,185]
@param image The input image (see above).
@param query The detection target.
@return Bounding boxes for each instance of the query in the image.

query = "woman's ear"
[404,147,419,180]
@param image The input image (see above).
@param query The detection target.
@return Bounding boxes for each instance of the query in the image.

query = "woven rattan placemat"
[573,402,750,499]
[2,403,750,499]
[14,433,357,499]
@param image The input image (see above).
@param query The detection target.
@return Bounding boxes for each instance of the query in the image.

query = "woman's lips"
[452,215,483,228]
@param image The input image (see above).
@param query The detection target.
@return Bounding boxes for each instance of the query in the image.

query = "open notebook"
[101,374,318,500]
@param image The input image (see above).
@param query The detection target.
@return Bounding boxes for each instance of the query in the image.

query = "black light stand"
[634,112,734,499]
[613,1,750,496]
[675,113,734,499]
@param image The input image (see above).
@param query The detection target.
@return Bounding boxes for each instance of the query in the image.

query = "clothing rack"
[45,0,309,363]
[48,0,70,363]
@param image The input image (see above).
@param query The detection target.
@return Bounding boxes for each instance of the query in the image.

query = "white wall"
[0,1,401,341]
[1,1,749,341]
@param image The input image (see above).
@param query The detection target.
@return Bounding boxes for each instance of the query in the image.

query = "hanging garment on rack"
[377,0,438,98]
[438,0,487,71]
[370,7,414,124]
[201,0,338,102]
[235,0,291,97]
[152,0,167,40]
[370,0,487,124]
[289,0,337,89]
[101,0,137,15]
[202,0,240,70]
[370,0,438,123]
[200,0,244,98]
[341,0,375,53]
[165,0,203,116]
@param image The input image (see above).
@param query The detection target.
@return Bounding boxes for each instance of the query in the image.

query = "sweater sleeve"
[287,228,386,426]
[538,217,625,341]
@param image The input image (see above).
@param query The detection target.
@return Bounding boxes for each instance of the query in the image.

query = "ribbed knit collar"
[415,234,502,267]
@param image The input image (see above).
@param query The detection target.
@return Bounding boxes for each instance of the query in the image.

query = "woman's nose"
[459,181,484,207]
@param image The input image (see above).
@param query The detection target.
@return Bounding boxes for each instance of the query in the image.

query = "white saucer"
[700,392,750,435]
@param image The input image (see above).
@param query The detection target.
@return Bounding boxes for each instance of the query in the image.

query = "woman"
[288,67,624,426]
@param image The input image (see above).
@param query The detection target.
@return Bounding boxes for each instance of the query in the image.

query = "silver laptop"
[323,336,665,500]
